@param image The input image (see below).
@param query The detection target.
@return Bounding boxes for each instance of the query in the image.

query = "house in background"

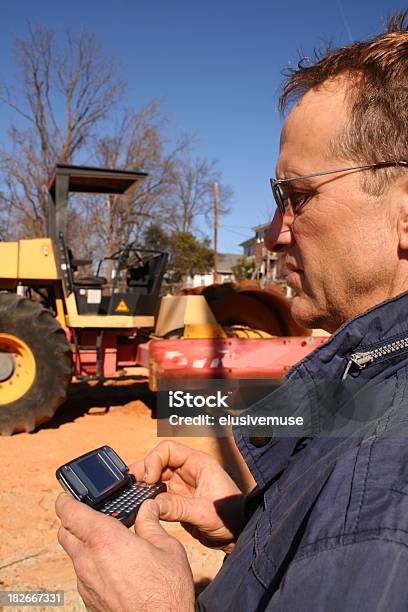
[240,223,291,295]
[184,252,241,288]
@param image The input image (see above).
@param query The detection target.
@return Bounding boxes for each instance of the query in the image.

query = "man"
[56,13,408,611]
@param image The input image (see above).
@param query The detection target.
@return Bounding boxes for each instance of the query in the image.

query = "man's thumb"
[155,492,208,527]
[134,499,171,545]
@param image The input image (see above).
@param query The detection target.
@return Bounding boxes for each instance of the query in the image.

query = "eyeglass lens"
[273,184,285,214]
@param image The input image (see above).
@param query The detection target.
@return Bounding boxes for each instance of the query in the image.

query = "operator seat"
[67,249,107,287]
[74,274,107,287]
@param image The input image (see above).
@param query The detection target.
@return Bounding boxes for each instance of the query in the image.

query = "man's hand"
[129,441,244,552]
[56,493,194,612]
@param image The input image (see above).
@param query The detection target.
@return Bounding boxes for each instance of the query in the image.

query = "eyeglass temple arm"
[271,161,408,187]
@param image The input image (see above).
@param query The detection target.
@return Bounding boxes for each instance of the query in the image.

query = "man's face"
[265,78,402,333]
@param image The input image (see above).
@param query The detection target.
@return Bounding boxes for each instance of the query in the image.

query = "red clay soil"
[0,375,254,611]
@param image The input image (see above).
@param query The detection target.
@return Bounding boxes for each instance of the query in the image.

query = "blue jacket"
[197,291,408,612]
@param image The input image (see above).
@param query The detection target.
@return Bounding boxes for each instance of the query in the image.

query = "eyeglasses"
[270,161,408,215]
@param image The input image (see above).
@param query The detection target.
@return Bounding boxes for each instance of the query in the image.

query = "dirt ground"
[0,373,254,611]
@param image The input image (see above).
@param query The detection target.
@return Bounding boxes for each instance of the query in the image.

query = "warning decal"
[115,299,130,313]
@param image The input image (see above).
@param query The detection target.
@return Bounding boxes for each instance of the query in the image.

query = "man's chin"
[290,296,329,331]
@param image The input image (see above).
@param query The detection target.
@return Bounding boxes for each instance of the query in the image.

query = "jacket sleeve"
[266,539,408,612]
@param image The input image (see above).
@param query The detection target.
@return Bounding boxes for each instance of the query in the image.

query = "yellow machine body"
[0,238,154,331]
[64,293,154,329]
[0,238,58,282]
[154,295,226,339]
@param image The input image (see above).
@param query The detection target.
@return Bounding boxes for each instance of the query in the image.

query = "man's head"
[266,12,408,332]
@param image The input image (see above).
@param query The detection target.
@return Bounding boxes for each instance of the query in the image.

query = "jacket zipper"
[342,336,408,380]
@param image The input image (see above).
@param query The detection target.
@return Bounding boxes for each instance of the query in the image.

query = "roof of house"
[239,237,256,248]
[251,222,270,232]
[239,222,270,247]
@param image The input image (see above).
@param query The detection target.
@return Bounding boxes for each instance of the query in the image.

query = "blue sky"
[0,0,403,252]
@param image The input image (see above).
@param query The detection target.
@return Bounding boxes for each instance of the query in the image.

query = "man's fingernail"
[143,469,148,481]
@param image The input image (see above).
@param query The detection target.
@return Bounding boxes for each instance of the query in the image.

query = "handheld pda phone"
[56,445,166,527]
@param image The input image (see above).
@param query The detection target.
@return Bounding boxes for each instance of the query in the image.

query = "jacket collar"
[289,289,408,382]
[234,290,408,489]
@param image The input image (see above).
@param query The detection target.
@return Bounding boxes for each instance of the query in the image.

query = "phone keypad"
[98,482,166,526]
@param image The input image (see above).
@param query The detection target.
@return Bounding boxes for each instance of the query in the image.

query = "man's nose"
[264,208,294,252]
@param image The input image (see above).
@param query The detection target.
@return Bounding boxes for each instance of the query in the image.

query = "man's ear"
[397,180,408,251]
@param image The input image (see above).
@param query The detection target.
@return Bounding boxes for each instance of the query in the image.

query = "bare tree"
[0,23,233,263]
[164,157,233,234]
[68,103,191,273]
[0,23,122,238]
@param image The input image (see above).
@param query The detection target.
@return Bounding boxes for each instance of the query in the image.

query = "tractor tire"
[0,294,72,435]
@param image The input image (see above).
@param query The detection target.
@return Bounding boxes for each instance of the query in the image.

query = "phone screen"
[76,455,117,494]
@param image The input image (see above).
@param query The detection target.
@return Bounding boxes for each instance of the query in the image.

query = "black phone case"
[56,446,167,528]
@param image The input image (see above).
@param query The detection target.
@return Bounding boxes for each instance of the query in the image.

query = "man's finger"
[155,492,211,528]
[128,461,174,482]
[142,441,186,483]
[134,499,173,547]
[57,525,83,559]
[137,440,208,484]
[128,459,146,481]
